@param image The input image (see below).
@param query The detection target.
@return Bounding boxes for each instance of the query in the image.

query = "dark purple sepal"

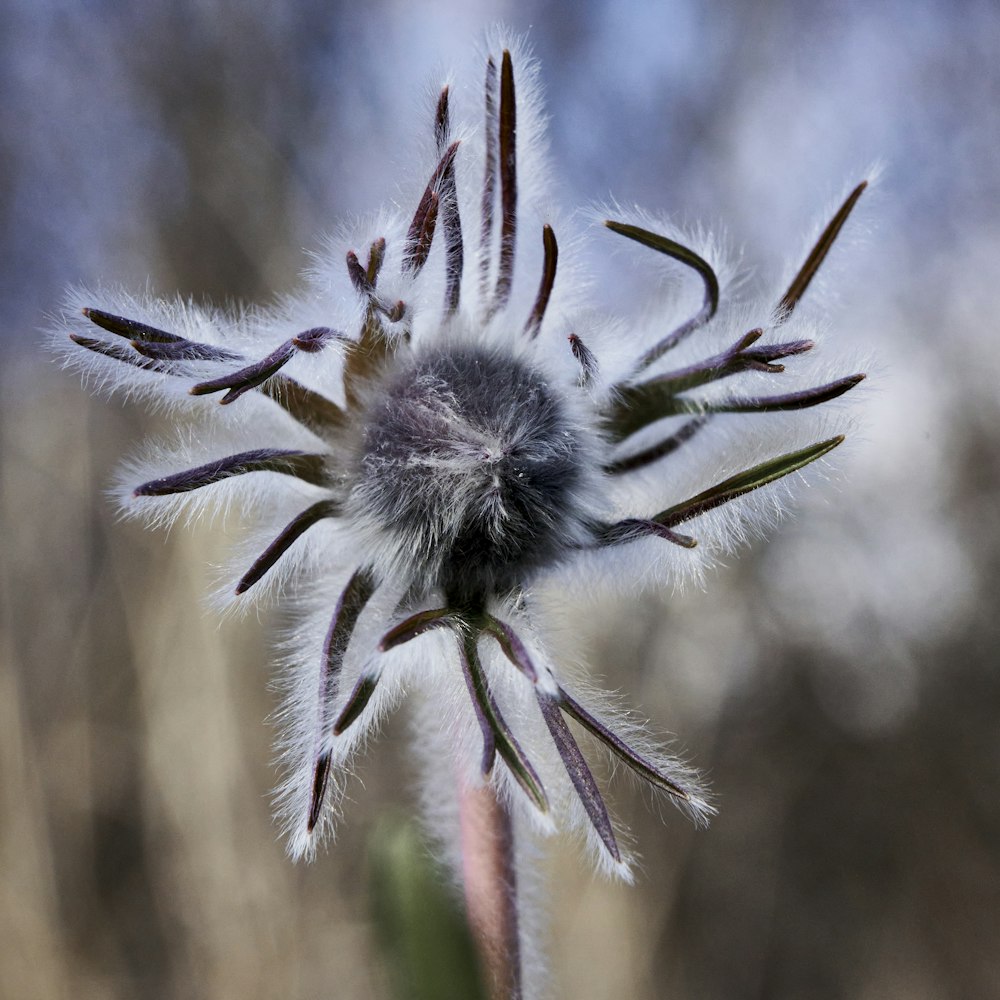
[607,371,863,441]
[604,416,709,475]
[71,334,166,373]
[568,334,599,387]
[403,142,460,275]
[440,161,464,314]
[379,608,455,651]
[83,307,184,343]
[490,50,518,316]
[235,499,341,594]
[292,327,345,353]
[365,237,386,285]
[631,329,815,397]
[381,300,407,323]
[478,56,498,302]
[708,373,865,414]
[133,448,328,496]
[434,85,451,151]
[523,225,558,339]
[131,338,243,362]
[536,691,621,862]
[332,670,382,736]
[481,615,538,682]
[346,239,389,296]
[429,87,464,314]
[606,331,821,441]
[320,568,378,694]
[190,341,296,401]
[596,518,697,549]
[403,191,440,276]
[557,687,694,802]
[346,250,373,295]
[190,328,342,403]
[306,568,378,827]
[306,750,332,833]
[603,222,719,369]
[741,337,814,366]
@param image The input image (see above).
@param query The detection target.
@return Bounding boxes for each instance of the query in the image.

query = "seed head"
[55,37,867,877]
[351,346,592,605]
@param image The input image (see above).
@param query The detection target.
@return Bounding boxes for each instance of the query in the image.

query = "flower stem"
[459,780,522,1000]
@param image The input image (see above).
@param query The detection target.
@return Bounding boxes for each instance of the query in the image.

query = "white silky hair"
[52,36,870,992]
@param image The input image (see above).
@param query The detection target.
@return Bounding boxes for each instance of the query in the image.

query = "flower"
[57,38,865,878]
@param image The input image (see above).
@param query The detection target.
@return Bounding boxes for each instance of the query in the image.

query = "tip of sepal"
[680,791,719,830]
[306,751,332,833]
[286,824,319,864]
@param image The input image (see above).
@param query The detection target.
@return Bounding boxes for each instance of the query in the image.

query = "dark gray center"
[356,347,584,604]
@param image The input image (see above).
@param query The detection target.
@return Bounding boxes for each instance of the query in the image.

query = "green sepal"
[654,435,845,528]
[460,630,549,814]
[777,180,867,318]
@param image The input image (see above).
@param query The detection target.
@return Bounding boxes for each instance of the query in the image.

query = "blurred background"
[2,0,999,997]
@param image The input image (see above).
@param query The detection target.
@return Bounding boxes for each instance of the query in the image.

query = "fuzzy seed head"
[352,346,590,605]
[54,33,868,887]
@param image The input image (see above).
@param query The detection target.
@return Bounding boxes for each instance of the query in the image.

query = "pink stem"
[459,780,522,1000]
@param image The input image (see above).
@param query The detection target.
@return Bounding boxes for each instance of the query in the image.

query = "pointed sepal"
[458,629,548,813]
[777,180,867,318]
[653,435,847,529]
[133,449,328,496]
[604,221,719,367]
[536,691,621,863]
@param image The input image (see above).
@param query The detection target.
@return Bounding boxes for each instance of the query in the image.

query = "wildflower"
[57,38,865,886]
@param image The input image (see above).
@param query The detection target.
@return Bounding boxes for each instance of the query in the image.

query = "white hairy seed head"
[54,34,868,886]
[350,346,595,604]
